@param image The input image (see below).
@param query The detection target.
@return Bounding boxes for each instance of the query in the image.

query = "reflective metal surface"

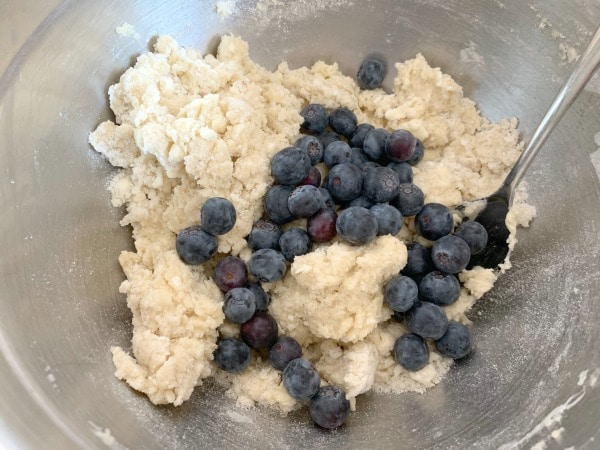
[0,1,599,449]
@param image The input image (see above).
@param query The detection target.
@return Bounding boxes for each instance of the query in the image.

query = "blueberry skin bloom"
[176,225,217,265]
[300,104,329,134]
[336,206,378,246]
[270,146,311,186]
[279,228,312,262]
[419,271,461,306]
[431,235,471,274]
[248,249,287,283]
[309,386,350,429]
[405,301,449,340]
[415,203,454,241]
[325,163,363,203]
[295,135,324,165]
[213,338,251,373]
[391,183,425,217]
[454,220,488,255]
[223,287,256,324]
[264,185,295,225]
[282,358,321,400]
[357,54,388,90]
[200,197,237,236]
[269,336,303,371]
[370,203,403,236]
[288,185,324,218]
[363,166,400,203]
[384,275,418,312]
[435,321,472,359]
[394,333,429,371]
[328,107,358,137]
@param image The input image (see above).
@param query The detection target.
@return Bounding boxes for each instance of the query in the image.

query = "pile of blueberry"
[173,55,498,429]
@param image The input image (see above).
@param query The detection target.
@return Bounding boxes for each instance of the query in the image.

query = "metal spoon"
[461,25,600,269]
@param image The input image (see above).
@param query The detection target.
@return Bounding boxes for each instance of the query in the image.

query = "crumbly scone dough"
[89,35,535,410]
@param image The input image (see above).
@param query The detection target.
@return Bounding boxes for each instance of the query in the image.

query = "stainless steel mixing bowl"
[1,1,599,448]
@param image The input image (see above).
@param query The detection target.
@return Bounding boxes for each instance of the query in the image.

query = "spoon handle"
[503,25,600,199]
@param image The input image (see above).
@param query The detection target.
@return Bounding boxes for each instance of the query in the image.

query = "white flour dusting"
[459,41,485,66]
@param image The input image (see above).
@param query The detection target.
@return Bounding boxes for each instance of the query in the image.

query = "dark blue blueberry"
[387,161,413,184]
[307,208,338,243]
[299,166,322,188]
[405,301,449,340]
[269,336,303,371]
[363,166,400,203]
[245,282,270,311]
[418,271,460,306]
[200,197,237,236]
[213,338,251,373]
[394,333,429,371]
[176,225,217,265]
[248,220,282,251]
[431,235,471,274]
[401,242,435,281]
[350,147,369,166]
[318,188,336,210]
[385,129,416,162]
[288,185,325,218]
[316,130,342,149]
[324,141,353,168]
[326,163,363,202]
[300,104,328,134]
[357,54,388,90]
[347,195,376,209]
[362,128,389,161]
[309,385,350,429]
[248,249,287,282]
[370,203,402,236]
[240,311,279,350]
[349,123,375,148]
[407,138,424,166]
[264,185,295,224]
[384,275,418,312]
[359,161,381,176]
[455,221,488,255]
[223,287,256,324]
[270,146,311,186]
[282,358,320,400]
[329,107,357,137]
[435,321,472,359]
[336,206,378,246]
[415,203,453,241]
[390,183,424,216]
[279,228,312,262]
[214,256,248,292]
[295,135,324,165]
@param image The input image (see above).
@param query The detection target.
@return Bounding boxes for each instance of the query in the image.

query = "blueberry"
[279,228,312,262]
[175,225,217,265]
[248,220,282,251]
[213,338,251,373]
[370,203,403,236]
[264,185,295,224]
[394,333,429,371]
[362,128,389,160]
[240,311,279,350]
[387,161,413,184]
[359,161,381,176]
[200,197,237,236]
[309,386,350,429]
[299,166,322,188]
[318,188,336,210]
[455,221,488,255]
[419,271,460,306]
[246,282,270,311]
[325,163,363,202]
[223,287,256,324]
[357,54,388,90]
[300,104,328,134]
[336,206,378,246]
[349,123,375,148]
[324,141,353,167]
[288,185,325,218]
[415,203,453,241]
[248,249,287,282]
[307,208,338,243]
[282,358,320,400]
[385,129,416,163]
[407,138,425,166]
[401,242,435,281]
[347,195,376,209]
[329,107,357,137]
[269,336,303,371]
[363,166,400,203]
[431,235,471,274]
[295,135,324,165]
[350,147,369,166]
[405,301,449,340]
[384,275,418,312]
[390,183,424,216]
[435,321,472,359]
[270,146,311,186]
[316,130,343,149]
[214,256,248,292]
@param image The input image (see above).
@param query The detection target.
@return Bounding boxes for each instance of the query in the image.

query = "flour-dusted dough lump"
[89,35,534,411]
